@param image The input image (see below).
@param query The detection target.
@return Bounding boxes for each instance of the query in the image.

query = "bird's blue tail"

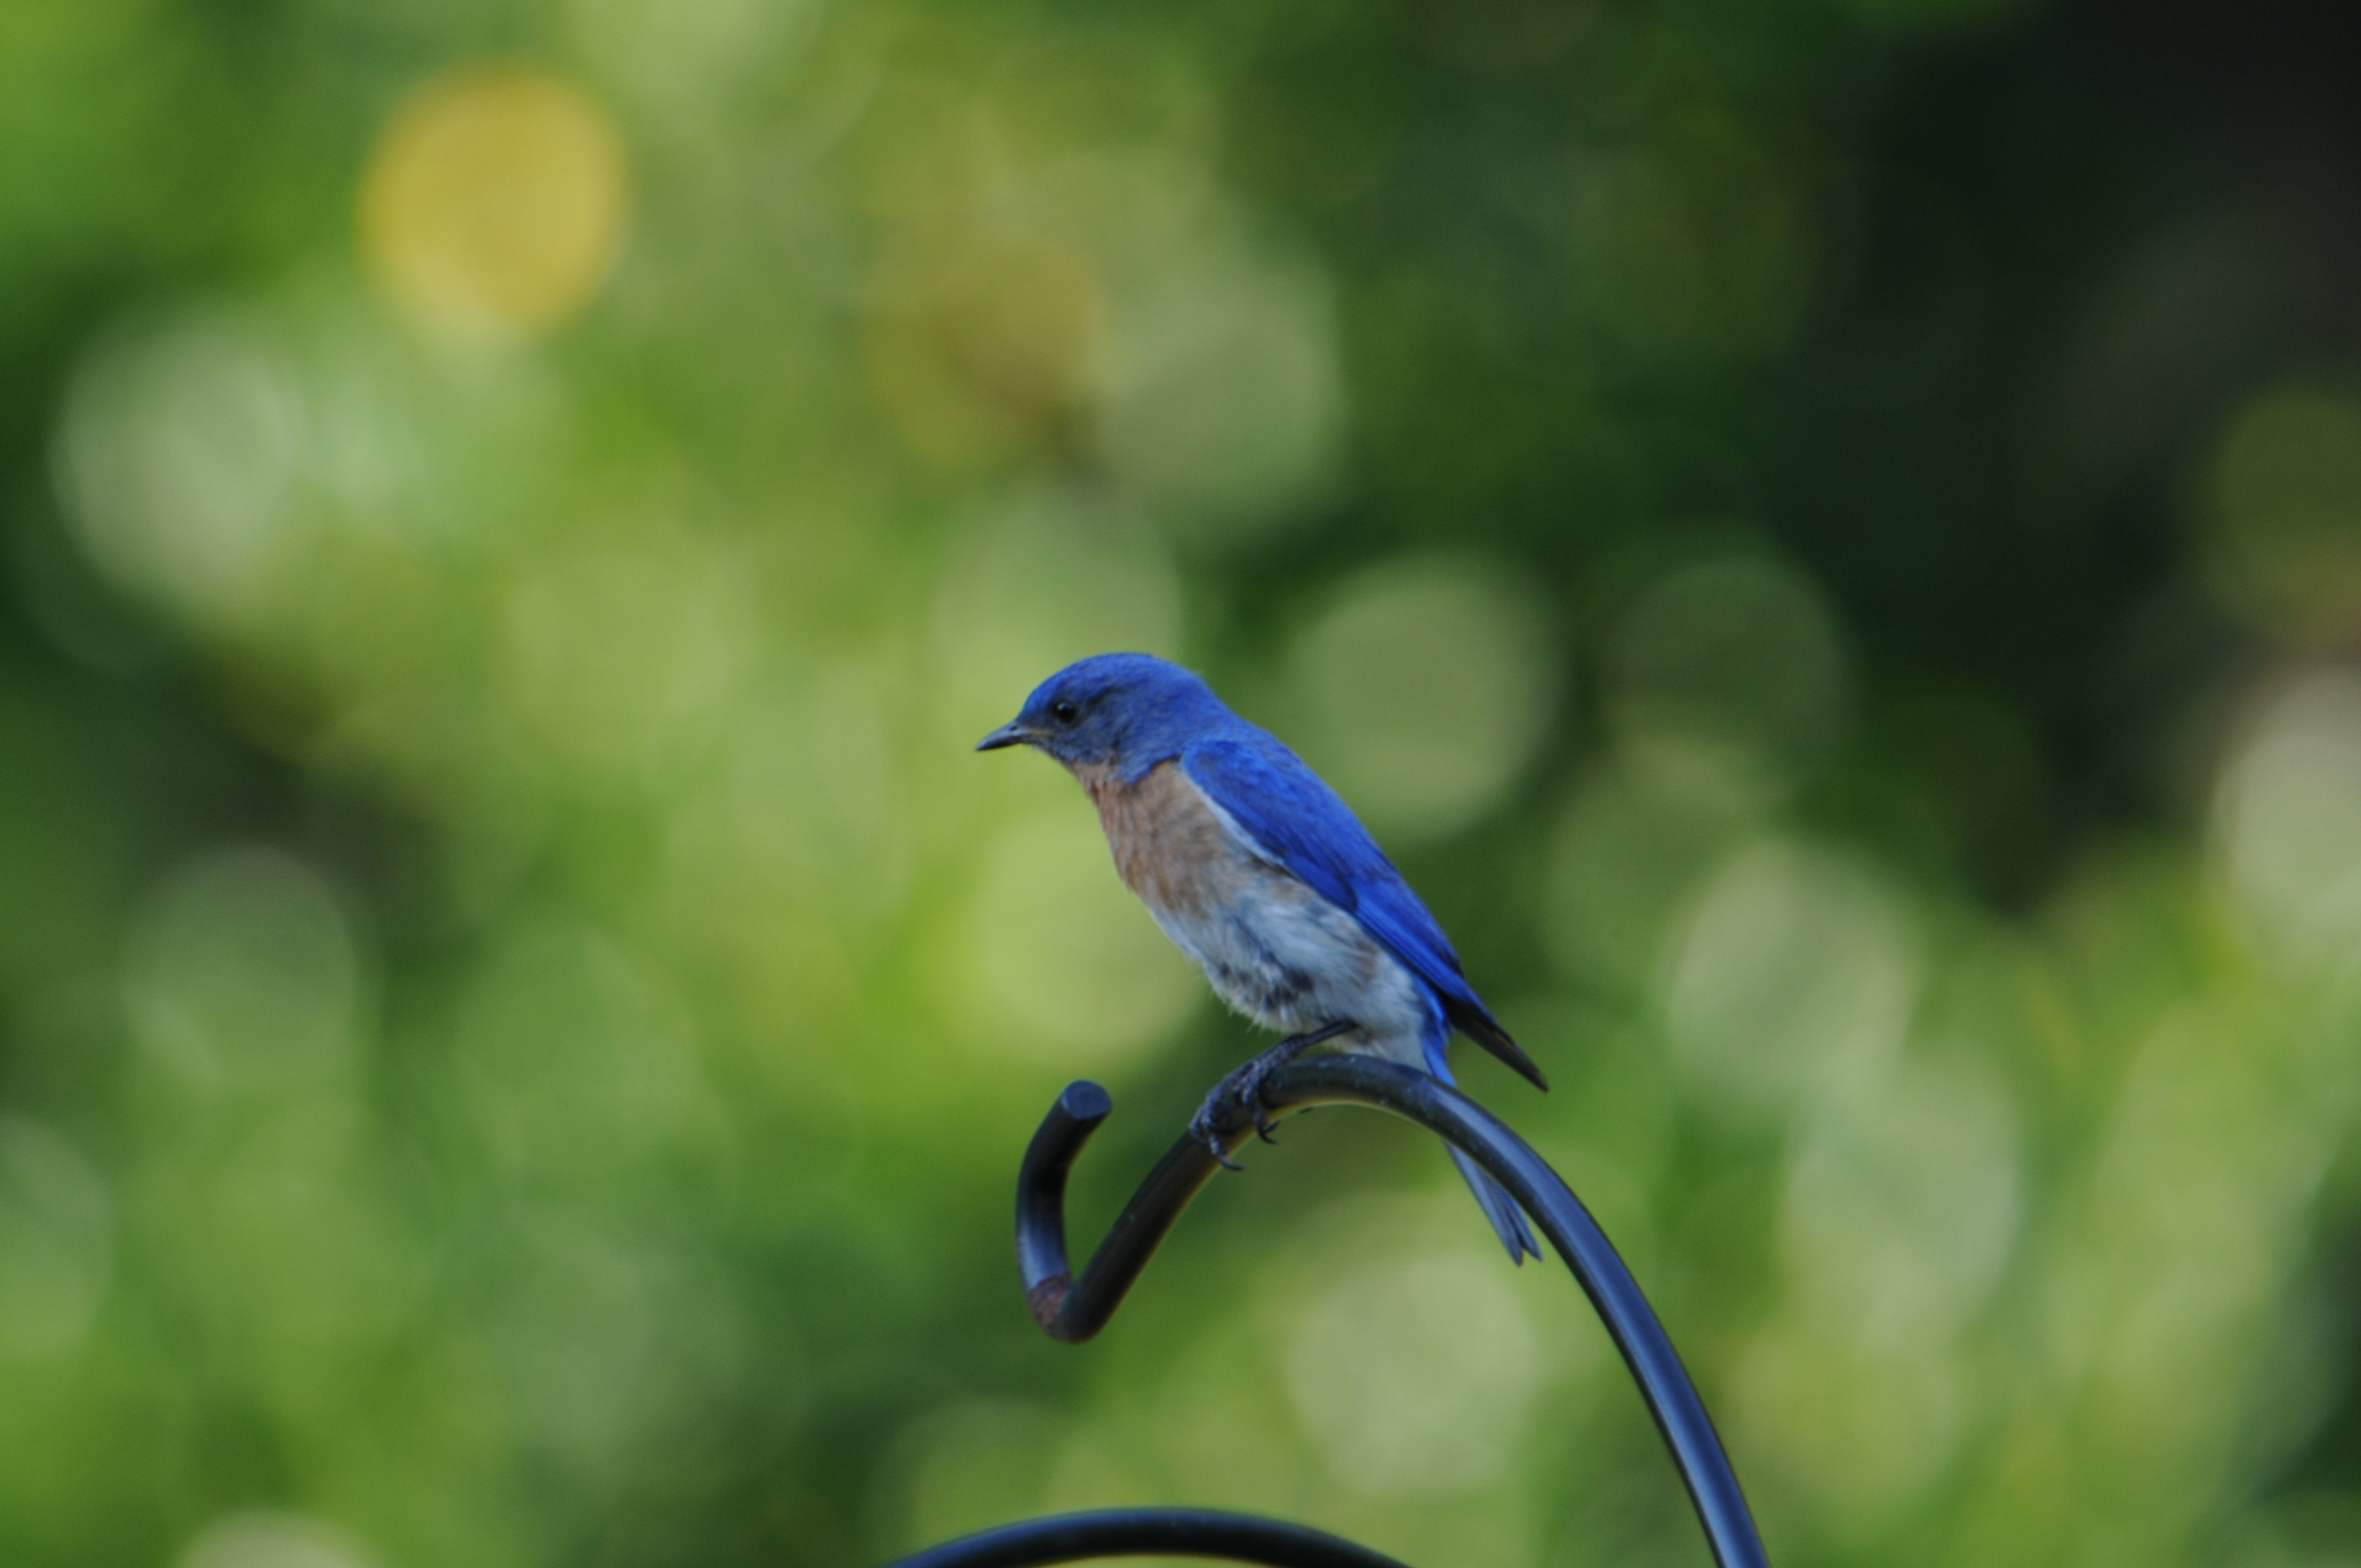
[1450,1145,1541,1263]
[1420,1039,1542,1264]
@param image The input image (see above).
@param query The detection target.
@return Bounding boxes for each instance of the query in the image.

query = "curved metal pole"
[888,1509,1411,1568]
[1013,1055,1771,1568]
[1016,1080,1227,1335]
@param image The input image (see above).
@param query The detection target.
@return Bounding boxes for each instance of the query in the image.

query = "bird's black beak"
[976,721,1032,752]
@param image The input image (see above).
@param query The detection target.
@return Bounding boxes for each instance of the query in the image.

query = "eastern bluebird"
[978,651,1547,1261]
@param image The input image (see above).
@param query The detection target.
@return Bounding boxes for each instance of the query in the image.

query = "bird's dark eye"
[1049,698,1081,725]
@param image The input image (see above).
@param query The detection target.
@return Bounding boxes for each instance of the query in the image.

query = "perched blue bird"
[978,652,1547,1261]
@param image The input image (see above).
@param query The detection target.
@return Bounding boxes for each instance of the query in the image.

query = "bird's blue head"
[977,653,1230,777]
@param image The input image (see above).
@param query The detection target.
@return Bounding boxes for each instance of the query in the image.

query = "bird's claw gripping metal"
[1186,1071,1263,1167]
[1189,1021,1354,1167]
[1193,1120,1245,1172]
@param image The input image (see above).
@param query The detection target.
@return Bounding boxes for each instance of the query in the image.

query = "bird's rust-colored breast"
[1074,759,1232,917]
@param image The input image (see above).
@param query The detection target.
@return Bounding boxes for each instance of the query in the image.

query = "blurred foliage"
[4,1,2361,1567]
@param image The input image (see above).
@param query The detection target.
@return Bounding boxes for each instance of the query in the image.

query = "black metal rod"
[1011,1054,1771,1568]
[887,1509,1411,1568]
[1016,1080,1226,1337]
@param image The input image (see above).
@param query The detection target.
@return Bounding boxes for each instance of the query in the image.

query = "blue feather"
[1179,734,1545,1091]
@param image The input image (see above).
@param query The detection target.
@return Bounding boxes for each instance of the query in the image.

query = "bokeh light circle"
[1604,553,1849,802]
[1543,761,1756,989]
[2200,384,2361,643]
[53,308,307,621]
[1664,841,1916,1115]
[0,1118,113,1359]
[359,63,630,341]
[1281,1243,1541,1496]
[173,1512,374,1568]
[2213,666,2361,964]
[963,811,1201,1066]
[1781,1055,2021,1344]
[1282,557,1560,842]
[1097,224,1346,546]
[122,845,362,1092]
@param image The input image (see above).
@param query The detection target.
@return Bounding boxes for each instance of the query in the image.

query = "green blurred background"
[5,0,2361,1565]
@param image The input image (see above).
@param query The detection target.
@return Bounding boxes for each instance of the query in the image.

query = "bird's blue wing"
[1176,735,1362,907]
[1179,734,1547,1090]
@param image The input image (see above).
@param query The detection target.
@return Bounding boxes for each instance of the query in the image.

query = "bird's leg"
[1190,1020,1356,1166]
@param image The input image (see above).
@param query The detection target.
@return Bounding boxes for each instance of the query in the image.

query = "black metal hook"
[1015,1079,1227,1338]
[1011,1054,1771,1568]
[887,1509,1411,1568]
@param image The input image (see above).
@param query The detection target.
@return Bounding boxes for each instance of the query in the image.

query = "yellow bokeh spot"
[865,221,1102,466]
[358,63,630,341]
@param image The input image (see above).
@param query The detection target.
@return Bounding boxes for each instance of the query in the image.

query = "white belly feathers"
[1146,870,1432,1065]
